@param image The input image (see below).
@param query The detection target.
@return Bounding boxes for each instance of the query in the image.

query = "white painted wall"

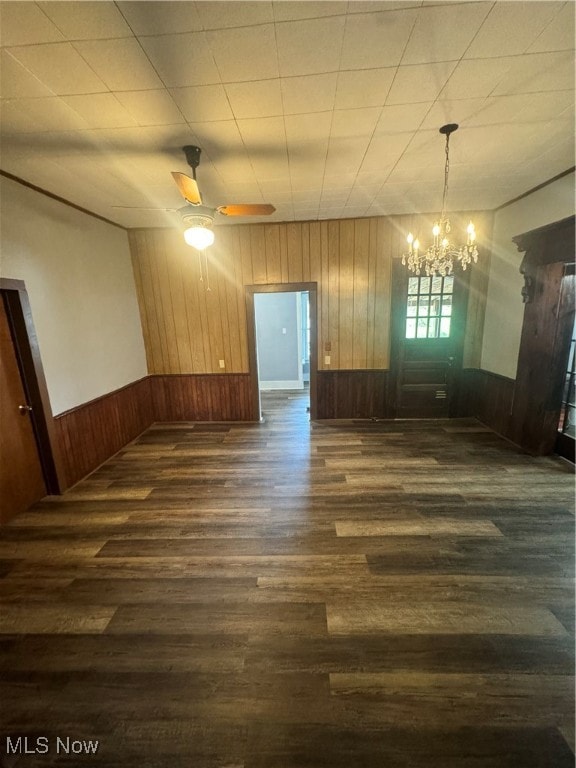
[0,177,147,415]
[481,172,575,379]
[254,292,303,390]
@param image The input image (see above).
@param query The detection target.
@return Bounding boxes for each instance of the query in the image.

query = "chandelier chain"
[441,132,450,220]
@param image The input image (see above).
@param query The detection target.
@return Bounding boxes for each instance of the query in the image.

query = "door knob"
[18,404,33,414]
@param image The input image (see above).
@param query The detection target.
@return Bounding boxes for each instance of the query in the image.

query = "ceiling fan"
[112,145,276,249]
[172,146,275,249]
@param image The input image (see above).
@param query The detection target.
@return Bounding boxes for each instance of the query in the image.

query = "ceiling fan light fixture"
[183,224,214,250]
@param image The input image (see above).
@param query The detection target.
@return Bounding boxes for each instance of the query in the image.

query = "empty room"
[0,1,574,766]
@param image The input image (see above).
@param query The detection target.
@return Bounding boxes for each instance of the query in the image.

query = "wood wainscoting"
[459,369,516,440]
[151,374,255,422]
[317,369,389,419]
[54,377,153,489]
[53,374,255,490]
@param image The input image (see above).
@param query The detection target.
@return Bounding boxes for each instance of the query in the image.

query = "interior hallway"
[0,394,574,766]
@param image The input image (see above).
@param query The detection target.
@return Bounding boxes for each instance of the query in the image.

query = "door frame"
[245,282,318,421]
[389,258,470,419]
[1,278,62,494]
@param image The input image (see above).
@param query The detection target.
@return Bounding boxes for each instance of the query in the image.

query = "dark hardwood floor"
[0,389,574,767]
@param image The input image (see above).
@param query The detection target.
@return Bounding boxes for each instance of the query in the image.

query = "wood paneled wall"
[129,219,391,374]
[317,370,389,419]
[53,374,255,490]
[152,374,255,422]
[459,369,515,439]
[54,377,153,489]
[129,213,493,377]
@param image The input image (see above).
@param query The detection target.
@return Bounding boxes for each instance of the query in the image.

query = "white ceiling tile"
[206,24,278,82]
[360,132,414,172]
[284,112,332,144]
[340,9,418,70]
[289,145,329,177]
[464,2,564,60]
[439,58,514,100]
[529,2,575,53]
[492,51,575,96]
[0,2,572,226]
[196,1,273,29]
[323,172,360,188]
[7,42,108,95]
[38,2,133,40]
[334,68,395,110]
[348,2,423,12]
[225,79,283,119]
[387,61,458,105]
[325,136,370,174]
[386,162,443,184]
[420,98,487,130]
[0,101,46,135]
[273,1,347,22]
[186,120,245,161]
[2,96,90,133]
[0,2,64,47]
[170,85,233,122]
[402,3,490,65]
[281,73,338,114]
[331,108,381,139]
[62,93,138,129]
[0,50,53,99]
[374,102,433,134]
[276,16,346,76]
[237,116,286,153]
[342,205,371,218]
[213,155,258,184]
[466,91,575,129]
[74,38,164,92]
[114,90,186,126]
[250,157,291,182]
[116,2,203,35]
[139,33,220,87]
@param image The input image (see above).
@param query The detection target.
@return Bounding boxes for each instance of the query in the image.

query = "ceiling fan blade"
[217,204,276,217]
[171,172,202,205]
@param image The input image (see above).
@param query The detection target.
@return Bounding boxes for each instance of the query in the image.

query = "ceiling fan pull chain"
[198,250,204,283]
[204,252,212,292]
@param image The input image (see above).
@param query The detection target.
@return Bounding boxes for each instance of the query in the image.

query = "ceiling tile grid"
[0,0,573,228]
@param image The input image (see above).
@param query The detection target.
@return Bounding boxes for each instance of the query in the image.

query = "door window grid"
[406,275,453,339]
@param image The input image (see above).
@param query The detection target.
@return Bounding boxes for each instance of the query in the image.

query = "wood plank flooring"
[0,389,574,767]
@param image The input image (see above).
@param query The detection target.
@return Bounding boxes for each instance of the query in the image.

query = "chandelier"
[402,123,478,277]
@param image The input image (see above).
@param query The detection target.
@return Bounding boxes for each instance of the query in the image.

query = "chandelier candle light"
[402,123,478,277]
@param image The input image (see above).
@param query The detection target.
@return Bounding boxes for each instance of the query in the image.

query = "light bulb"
[466,221,475,234]
[413,239,420,251]
[407,232,414,244]
[184,226,215,250]
[432,223,441,237]
[441,238,449,248]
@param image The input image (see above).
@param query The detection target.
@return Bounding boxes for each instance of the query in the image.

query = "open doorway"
[245,282,318,422]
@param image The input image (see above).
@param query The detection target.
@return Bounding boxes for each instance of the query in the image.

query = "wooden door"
[0,298,46,522]
[391,263,468,419]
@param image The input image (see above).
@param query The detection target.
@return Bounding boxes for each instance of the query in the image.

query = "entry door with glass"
[391,263,468,419]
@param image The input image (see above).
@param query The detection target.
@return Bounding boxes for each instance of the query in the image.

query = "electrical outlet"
[324,355,331,365]
[219,360,225,368]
